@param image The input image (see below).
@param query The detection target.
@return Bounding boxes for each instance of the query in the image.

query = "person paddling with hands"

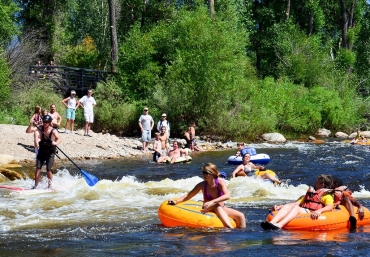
[168,163,246,228]
[26,115,62,189]
[231,154,280,184]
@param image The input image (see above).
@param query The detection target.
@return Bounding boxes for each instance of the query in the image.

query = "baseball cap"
[162,113,167,117]
[71,90,76,95]
[143,107,148,111]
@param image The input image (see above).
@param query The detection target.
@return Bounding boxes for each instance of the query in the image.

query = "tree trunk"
[348,0,356,28]
[340,0,348,49]
[285,0,291,21]
[141,0,147,27]
[108,0,118,73]
[308,12,313,36]
[209,0,215,19]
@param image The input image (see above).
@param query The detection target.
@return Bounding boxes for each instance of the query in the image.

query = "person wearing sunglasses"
[168,163,246,228]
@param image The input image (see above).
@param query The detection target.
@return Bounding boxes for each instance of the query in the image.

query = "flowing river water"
[1,140,370,256]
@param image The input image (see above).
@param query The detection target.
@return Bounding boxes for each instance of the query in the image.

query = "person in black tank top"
[26,115,62,189]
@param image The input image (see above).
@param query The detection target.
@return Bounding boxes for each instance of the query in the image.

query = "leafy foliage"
[60,35,99,69]
[0,56,11,104]
[0,0,19,47]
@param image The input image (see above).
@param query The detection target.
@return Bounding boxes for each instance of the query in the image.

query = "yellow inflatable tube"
[158,200,236,228]
[265,205,370,230]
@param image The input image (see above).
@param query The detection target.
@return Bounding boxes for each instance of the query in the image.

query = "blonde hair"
[202,163,220,177]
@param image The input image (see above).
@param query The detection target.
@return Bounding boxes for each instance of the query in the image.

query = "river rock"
[348,131,370,139]
[315,128,331,137]
[335,132,348,138]
[261,133,286,143]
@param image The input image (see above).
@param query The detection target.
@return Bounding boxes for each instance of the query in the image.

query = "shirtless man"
[157,141,189,164]
[48,104,62,129]
[159,126,169,155]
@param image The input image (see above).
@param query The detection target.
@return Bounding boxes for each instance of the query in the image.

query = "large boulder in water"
[315,128,331,137]
[261,133,286,143]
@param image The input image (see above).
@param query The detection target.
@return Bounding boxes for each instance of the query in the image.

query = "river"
[1,140,370,256]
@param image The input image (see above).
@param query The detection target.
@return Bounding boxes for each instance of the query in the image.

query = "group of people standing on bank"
[26,89,96,189]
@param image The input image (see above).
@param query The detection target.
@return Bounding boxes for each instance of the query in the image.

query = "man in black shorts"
[26,115,62,189]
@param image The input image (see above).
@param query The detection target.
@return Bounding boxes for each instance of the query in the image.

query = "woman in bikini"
[30,106,43,156]
[168,163,246,228]
[231,154,280,184]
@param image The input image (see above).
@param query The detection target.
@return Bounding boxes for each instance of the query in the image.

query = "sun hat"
[144,107,148,111]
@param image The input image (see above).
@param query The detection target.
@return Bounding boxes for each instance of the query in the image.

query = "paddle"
[34,124,98,186]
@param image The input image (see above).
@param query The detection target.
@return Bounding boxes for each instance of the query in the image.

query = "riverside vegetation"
[1,0,370,141]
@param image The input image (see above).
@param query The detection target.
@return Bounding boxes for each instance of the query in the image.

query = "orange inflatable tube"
[265,205,370,230]
[158,200,236,228]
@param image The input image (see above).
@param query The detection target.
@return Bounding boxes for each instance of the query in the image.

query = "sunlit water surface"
[1,141,370,256]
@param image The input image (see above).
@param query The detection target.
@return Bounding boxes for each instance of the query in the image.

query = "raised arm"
[26,121,38,133]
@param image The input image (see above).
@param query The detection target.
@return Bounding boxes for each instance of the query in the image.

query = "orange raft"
[158,200,236,228]
[265,205,370,230]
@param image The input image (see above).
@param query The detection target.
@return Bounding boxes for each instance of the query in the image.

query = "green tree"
[0,0,19,47]
[60,35,99,69]
[0,56,11,104]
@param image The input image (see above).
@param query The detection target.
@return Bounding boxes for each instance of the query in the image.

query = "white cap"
[162,113,167,117]
[71,90,76,94]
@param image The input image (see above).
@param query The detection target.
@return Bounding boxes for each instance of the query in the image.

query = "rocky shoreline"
[0,124,359,166]
[0,124,226,166]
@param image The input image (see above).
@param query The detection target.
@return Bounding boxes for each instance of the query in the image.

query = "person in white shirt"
[79,89,96,137]
[157,113,170,137]
[61,90,80,134]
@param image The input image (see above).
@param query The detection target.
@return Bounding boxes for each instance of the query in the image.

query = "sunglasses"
[237,144,244,146]
[202,171,211,175]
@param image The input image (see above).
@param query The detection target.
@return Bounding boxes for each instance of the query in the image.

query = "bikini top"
[33,114,42,124]
[203,178,223,201]
[244,164,255,177]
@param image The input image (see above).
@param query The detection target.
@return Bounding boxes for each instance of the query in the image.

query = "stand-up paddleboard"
[0,185,56,193]
[0,185,30,191]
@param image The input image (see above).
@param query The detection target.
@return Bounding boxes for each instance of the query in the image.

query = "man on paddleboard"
[26,115,62,189]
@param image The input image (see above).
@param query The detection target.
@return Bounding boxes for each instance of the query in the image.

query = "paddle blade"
[80,170,99,186]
